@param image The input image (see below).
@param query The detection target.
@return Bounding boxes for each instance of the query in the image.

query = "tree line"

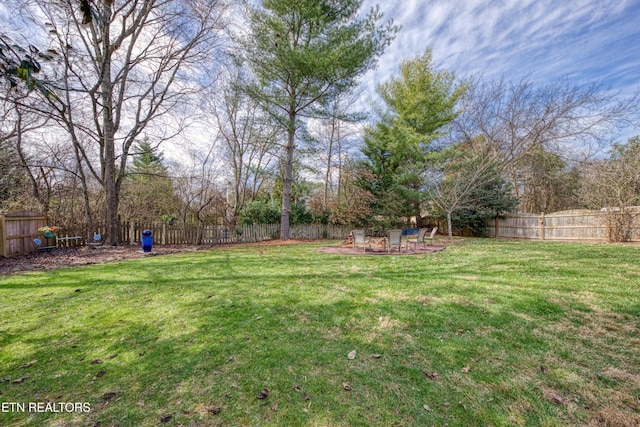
[1,0,638,243]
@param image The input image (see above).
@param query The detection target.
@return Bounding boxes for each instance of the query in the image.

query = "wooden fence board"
[1,214,47,257]
[115,223,344,247]
[3,219,352,256]
[488,209,640,242]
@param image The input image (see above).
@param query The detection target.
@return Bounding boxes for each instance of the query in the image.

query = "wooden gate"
[0,212,47,257]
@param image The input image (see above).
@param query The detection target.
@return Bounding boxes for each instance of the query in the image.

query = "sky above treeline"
[359,0,640,135]
[2,0,638,141]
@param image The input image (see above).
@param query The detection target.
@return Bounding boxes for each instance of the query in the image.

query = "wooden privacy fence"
[111,222,353,246]
[0,212,47,257]
[488,209,640,242]
[2,219,353,256]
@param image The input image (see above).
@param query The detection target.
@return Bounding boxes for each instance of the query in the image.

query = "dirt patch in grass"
[0,245,200,275]
[0,239,315,276]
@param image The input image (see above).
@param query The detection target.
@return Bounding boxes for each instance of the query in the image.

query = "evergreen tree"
[131,140,168,178]
[238,0,397,239]
[120,140,176,223]
[359,49,467,225]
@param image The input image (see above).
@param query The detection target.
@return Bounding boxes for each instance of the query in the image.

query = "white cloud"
[360,0,640,97]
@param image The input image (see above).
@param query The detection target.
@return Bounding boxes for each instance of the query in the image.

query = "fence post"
[128,222,134,245]
[539,212,545,240]
[0,214,5,257]
[494,217,499,238]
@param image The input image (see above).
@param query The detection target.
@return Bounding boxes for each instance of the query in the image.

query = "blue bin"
[141,229,153,252]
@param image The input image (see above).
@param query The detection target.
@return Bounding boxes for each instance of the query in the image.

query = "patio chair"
[407,227,438,250]
[385,229,403,253]
[88,233,102,248]
[351,230,371,253]
[33,237,56,254]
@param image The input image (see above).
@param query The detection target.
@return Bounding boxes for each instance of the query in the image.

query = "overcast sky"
[358,0,640,119]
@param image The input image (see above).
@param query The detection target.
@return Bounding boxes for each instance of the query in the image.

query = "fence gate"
[0,212,47,257]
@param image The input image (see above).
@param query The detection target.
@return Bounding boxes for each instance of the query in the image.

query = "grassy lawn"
[1,239,639,426]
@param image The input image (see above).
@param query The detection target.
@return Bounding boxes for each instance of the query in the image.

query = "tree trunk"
[76,160,93,241]
[447,211,454,241]
[104,156,120,245]
[280,117,295,240]
[324,118,336,209]
[414,199,422,227]
[100,5,119,246]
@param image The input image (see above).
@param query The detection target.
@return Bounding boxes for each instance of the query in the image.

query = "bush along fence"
[96,222,354,246]
[488,208,640,243]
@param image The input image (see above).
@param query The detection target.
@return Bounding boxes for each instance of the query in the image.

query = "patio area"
[317,242,446,256]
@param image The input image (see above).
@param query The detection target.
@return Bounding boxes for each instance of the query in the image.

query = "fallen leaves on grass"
[90,359,103,365]
[461,365,471,373]
[291,384,310,400]
[102,392,117,401]
[160,414,173,423]
[272,403,279,412]
[546,392,565,404]
[342,382,351,391]
[422,370,439,381]
[19,360,37,369]
[348,349,357,360]
[257,388,269,399]
[423,404,432,411]
[12,376,28,384]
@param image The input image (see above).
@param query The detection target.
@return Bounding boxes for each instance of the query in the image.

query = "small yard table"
[56,236,83,252]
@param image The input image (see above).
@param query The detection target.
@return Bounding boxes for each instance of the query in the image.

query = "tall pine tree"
[238,0,397,239]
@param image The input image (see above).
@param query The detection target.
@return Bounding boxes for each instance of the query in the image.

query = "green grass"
[1,239,639,426]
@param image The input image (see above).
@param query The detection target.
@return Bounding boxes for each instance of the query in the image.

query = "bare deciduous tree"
[305,91,365,211]
[579,136,640,242]
[454,78,638,211]
[172,145,225,243]
[10,0,227,244]
[425,147,507,241]
[207,65,280,226]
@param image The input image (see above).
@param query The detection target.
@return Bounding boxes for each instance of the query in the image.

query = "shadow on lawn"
[0,293,541,426]
[4,282,635,426]
[1,245,639,426]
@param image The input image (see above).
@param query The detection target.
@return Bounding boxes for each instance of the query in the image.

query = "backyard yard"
[0,239,638,426]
